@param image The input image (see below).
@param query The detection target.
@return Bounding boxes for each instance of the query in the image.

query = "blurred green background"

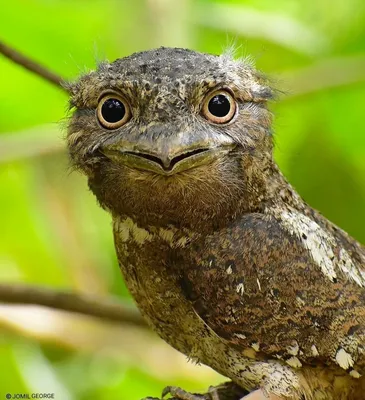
[1,0,365,398]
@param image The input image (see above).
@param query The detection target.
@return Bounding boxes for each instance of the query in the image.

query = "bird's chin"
[88,146,245,229]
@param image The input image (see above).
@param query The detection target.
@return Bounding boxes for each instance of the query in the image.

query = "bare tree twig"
[0,40,67,91]
[0,283,147,327]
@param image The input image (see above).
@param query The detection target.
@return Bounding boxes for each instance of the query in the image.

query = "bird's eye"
[97,94,131,129]
[201,90,237,124]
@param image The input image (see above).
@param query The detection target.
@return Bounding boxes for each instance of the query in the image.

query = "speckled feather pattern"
[67,48,365,399]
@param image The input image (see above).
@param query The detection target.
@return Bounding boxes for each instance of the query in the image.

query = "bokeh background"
[1,0,365,398]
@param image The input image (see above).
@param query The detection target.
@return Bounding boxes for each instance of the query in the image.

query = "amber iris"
[97,94,131,129]
[202,90,237,124]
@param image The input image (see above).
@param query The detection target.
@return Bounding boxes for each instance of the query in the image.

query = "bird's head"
[67,47,275,229]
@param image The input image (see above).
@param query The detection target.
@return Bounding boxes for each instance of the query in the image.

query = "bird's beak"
[100,145,235,175]
[100,127,236,175]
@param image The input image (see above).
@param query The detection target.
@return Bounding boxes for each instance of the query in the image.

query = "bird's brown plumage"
[67,47,365,399]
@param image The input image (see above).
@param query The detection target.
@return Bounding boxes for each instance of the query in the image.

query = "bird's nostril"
[125,148,210,171]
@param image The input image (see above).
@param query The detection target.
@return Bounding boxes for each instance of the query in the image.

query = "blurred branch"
[0,40,67,91]
[145,0,192,48]
[0,283,147,327]
[194,3,329,56]
[0,306,223,384]
[281,54,365,98]
[0,125,64,163]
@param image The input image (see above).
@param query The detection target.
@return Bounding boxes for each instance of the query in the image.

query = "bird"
[66,47,365,400]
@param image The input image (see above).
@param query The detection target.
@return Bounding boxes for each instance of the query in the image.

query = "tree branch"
[0,40,67,91]
[0,283,147,327]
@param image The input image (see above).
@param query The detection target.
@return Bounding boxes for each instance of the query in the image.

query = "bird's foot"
[162,386,206,400]
[141,382,283,400]
[142,391,281,400]
[155,381,249,400]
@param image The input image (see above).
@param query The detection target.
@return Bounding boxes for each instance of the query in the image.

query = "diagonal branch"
[0,40,67,91]
[0,283,147,327]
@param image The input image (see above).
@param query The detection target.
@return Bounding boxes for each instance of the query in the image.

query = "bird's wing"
[178,211,365,374]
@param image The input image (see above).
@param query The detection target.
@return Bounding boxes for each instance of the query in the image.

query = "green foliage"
[1,0,365,398]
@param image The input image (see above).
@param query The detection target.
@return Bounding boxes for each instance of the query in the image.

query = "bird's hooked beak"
[100,127,236,175]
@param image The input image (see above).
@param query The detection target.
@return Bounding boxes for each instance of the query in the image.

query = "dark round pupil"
[101,98,125,123]
[208,94,231,117]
